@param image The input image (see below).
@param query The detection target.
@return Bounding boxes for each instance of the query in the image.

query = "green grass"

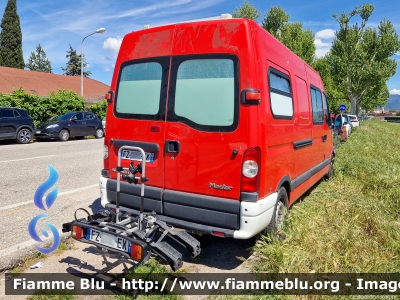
[254,119,400,273]
[27,289,74,300]
[109,258,182,300]
[9,242,72,274]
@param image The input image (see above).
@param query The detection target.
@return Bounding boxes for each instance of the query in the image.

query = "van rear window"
[175,59,234,126]
[168,55,239,132]
[116,62,162,115]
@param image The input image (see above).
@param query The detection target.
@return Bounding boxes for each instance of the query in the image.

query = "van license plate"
[87,228,131,253]
[121,150,154,163]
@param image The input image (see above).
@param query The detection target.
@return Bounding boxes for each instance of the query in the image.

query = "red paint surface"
[104,18,333,207]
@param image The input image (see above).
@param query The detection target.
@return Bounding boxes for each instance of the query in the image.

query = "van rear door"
[109,51,172,214]
[162,54,243,229]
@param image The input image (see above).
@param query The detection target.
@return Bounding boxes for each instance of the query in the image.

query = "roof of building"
[0,66,109,102]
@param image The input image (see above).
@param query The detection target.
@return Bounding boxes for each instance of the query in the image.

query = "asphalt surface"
[0,138,104,271]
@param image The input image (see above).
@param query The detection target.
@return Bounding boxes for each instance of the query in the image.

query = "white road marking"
[0,184,99,211]
[0,229,67,259]
[0,155,57,163]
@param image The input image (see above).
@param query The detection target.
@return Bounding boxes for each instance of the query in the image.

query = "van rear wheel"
[262,187,288,240]
[324,160,334,180]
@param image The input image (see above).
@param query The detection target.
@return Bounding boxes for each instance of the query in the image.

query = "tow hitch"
[62,146,201,271]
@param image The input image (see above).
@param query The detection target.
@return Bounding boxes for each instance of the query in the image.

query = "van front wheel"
[262,187,288,240]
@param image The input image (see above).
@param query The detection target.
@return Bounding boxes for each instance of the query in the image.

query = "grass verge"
[9,241,74,275]
[254,119,400,273]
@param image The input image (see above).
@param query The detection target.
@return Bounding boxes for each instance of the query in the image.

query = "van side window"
[322,93,331,126]
[167,55,239,132]
[115,60,166,119]
[310,87,323,124]
[268,70,293,119]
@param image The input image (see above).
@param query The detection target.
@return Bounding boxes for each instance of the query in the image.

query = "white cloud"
[315,29,335,40]
[314,39,331,48]
[314,38,332,58]
[103,37,123,55]
[315,48,331,58]
[389,89,400,95]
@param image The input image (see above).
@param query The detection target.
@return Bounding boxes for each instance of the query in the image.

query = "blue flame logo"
[28,165,60,254]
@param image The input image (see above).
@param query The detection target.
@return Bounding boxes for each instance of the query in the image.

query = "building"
[0,66,109,104]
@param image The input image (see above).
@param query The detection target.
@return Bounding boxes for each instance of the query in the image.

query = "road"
[0,138,104,271]
[0,138,255,296]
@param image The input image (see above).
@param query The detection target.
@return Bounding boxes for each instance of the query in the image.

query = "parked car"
[335,114,351,137]
[102,117,106,132]
[347,114,360,127]
[35,112,104,141]
[342,114,354,133]
[333,114,348,142]
[0,107,34,144]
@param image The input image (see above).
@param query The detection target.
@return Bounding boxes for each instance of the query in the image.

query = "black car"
[35,112,104,141]
[0,107,34,144]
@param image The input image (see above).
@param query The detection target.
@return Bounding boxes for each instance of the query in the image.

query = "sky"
[1,0,400,96]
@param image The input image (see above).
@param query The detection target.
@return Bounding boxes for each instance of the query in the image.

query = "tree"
[328,4,400,115]
[25,44,52,73]
[232,1,260,20]
[313,57,348,113]
[88,100,108,120]
[262,6,289,37]
[61,44,91,77]
[262,6,315,65]
[0,0,24,69]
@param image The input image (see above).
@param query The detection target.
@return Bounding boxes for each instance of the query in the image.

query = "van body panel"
[102,18,333,238]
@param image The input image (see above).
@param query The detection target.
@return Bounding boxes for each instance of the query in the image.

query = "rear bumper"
[99,177,276,239]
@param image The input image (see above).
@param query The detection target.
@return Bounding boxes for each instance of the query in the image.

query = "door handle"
[165,140,180,153]
[322,134,327,142]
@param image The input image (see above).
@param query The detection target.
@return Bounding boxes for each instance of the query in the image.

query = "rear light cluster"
[130,244,143,260]
[241,147,261,193]
[72,225,84,239]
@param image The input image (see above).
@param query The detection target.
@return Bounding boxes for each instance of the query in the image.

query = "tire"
[262,187,288,240]
[58,129,70,141]
[324,160,334,180]
[16,128,32,144]
[95,128,104,138]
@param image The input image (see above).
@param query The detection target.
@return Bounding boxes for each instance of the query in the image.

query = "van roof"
[141,13,233,30]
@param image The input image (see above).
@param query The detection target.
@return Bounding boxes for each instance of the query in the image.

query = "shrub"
[0,88,84,125]
[88,100,107,120]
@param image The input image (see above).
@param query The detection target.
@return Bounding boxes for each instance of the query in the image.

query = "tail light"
[241,147,261,193]
[71,225,83,239]
[130,244,143,260]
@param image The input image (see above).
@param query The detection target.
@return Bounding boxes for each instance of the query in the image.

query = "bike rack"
[62,146,201,271]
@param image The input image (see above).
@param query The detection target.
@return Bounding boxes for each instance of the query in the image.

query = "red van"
[100,16,334,239]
